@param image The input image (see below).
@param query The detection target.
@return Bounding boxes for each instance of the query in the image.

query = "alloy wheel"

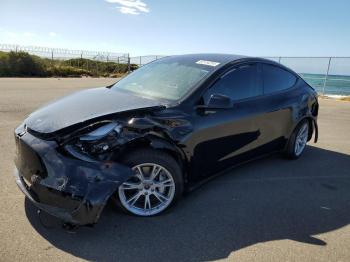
[118,163,176,216]
[294,123,309,156]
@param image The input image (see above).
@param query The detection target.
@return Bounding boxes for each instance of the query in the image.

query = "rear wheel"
[285,120,309,159]
[115,149,183,216]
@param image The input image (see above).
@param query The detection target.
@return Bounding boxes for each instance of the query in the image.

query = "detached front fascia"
[14,124,133,225]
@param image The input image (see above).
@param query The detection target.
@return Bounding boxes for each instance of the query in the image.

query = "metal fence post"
[323,57,332,95]
[127,54,131,73]
[139,56,142,67]
[96,53,100,76]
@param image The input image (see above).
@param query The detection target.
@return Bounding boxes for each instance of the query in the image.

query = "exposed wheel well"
[118,144,188,183]
[305,117,314,141]
[291,118,314,141]
[286,117,314,150]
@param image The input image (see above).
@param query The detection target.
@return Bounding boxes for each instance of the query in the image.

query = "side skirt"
[184,149,282,193]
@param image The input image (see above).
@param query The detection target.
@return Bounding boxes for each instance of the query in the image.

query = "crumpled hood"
[25,87,164,134]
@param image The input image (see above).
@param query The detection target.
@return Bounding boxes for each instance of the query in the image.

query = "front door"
[184,63,266,179]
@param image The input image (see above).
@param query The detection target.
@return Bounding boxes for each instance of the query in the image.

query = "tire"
[285,120,309,159]
[114,149,184,216]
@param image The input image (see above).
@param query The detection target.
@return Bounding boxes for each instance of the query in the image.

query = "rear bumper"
[14,127,133,225]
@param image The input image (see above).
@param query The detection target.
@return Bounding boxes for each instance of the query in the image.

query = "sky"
[0,0,350,57]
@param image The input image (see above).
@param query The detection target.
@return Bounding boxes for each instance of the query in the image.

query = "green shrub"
[0,50,137,77]
[46,65,92,77]
[63,58,132,74]
[2,51,45,76]
[0,51,9,76]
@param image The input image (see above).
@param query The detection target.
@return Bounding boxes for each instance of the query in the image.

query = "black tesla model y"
[14,54,319,225]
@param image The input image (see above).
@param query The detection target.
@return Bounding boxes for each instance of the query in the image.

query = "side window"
[262,64,297,94]
[203,64,261,103]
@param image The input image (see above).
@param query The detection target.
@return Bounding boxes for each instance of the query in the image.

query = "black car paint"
[25,87,165,134]
[14,54,319,226]
[14,123,134,225]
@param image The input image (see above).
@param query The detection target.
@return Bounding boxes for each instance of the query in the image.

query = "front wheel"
[115,149,183,216]
[285,120,309,159]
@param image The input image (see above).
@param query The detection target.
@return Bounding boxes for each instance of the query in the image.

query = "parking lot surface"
[0,78,349,262]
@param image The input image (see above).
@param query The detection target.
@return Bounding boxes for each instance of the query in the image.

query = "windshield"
[111,56,217,101]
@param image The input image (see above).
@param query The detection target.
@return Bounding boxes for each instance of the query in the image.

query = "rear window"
[262,64,297,94]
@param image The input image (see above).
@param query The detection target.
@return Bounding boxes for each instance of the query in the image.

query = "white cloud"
[49,32,57,37]
[105,0,149,15]
[119,6,140,15]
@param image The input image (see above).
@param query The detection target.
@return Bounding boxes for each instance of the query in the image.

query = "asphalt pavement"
[0,78,349,262]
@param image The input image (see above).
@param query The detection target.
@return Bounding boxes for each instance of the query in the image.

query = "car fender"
[290,115,318,143]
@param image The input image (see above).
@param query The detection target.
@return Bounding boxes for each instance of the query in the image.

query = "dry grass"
[339,96,350,102]
[318,95,350,102]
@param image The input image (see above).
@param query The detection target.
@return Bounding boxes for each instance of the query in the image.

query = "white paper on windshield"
[196,60,220,67]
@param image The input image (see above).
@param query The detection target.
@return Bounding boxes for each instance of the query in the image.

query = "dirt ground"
[0,78,349,262]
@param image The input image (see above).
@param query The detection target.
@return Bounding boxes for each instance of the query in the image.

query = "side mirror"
[206,94,233,109]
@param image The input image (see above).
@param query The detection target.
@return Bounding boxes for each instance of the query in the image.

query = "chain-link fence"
[130,55,350,96]
[1,44,349,95]
[0,43,129,61]
[266,57,350,96]
[0,43,130,75]
[129,55,165,66]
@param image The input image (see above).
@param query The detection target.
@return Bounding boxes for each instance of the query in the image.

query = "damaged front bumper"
[14,127,133,226]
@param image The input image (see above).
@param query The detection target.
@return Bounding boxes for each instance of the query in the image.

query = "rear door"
[254,63,299,149]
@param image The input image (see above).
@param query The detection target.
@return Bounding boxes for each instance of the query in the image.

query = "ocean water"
[300,73,350,96]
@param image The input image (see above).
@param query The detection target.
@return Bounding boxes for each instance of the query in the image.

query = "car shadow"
[25,145,350,262]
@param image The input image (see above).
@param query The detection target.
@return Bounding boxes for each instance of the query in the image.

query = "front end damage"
[14,108,192,226]
[14,123,134,226]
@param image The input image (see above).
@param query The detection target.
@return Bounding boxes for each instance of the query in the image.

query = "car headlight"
[80,122,122,141]
[65,122,123,158]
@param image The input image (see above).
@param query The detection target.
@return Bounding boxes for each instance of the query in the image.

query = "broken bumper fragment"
[14,128,133,225]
